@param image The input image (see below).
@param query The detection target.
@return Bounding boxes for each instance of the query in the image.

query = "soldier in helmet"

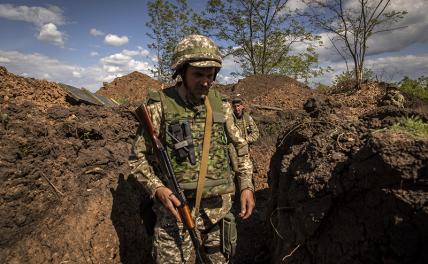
[129,35,255,263]
[231,98,259,144]
[228,97,260,173]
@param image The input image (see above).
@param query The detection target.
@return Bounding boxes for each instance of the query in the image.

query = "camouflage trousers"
[152,194,232,264]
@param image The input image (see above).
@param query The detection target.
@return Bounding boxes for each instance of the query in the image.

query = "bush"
[314,83,331,91]
[333,68,375,85]
[398,76,428,102]
[389,116,428,138]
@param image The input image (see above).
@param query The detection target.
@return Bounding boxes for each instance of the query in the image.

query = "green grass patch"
[388,116,428,137]
[115,97,129,105]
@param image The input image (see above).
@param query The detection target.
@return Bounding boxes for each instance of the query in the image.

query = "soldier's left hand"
[239,189,255,219]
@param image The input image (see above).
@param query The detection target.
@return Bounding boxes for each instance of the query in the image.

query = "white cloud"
[72,70,82,78]
[314,0,428,61]
[287,0,307,12]
[313,53,428,86]
[139,47,150,56]
[0,4,66,47]
[0,56,11,63]
[0,48,156,92]
[37,23,64,47]
[99,49,155,77]
[90,51,99,57]
[101,53,132,65]
[104,34,129,46]
[0,50,88,86]
[0,4,64,26]
[122,49,140,56]
[364,0,428,55]
[217,73,241,84]
[141,50,150,56]
[90,28,104,36]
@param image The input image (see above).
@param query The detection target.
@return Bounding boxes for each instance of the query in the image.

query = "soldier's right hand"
[155,186,182,222]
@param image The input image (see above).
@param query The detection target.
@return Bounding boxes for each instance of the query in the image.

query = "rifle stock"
[135,104,204,264]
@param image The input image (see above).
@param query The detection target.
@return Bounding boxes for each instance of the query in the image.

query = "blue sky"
[0,0,427,92]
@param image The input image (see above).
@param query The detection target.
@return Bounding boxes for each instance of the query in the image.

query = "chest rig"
[233,112,251,139]
[148,87,234,198]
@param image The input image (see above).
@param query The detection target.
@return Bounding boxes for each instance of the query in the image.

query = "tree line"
[146,0,406,87]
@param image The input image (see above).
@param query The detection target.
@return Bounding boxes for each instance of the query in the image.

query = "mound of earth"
[0,99,156,263]
[96,71,163,104]
[267,83,428,263]
[0,66,68,111]
[216,74,312,109]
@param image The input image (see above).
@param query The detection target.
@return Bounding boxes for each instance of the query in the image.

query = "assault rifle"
[135,104,205,264]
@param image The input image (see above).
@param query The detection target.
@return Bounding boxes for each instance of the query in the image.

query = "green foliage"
[146,0,200,81]
[389,116,428,138]
[201,0,326,79]
[276,46,332,83]
[314,83,330,91]
[398,76,428,102]
[333,68,375,85]
[115,97,129,105]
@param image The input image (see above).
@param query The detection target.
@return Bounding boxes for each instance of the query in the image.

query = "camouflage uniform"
[129,35,254,264]
[229,112,259,172]
[233,112,259,144]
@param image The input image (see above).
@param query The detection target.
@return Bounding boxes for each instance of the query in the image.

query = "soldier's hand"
[239,189,255,219]
[155,186,182,222]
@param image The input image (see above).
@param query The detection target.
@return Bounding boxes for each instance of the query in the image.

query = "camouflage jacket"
[233,112,260,144]
[129,83,254,200]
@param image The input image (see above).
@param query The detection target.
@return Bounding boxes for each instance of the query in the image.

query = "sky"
[0,0,427,92]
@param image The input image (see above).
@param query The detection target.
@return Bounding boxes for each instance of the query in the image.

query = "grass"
[388,116,428,138]
[115,97,129,105]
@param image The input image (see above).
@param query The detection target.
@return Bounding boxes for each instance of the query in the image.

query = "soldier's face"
[184,66,216,102]
[233,103,244,117]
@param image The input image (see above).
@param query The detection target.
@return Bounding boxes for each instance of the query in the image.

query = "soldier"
[231,98,259,144]
[129,34,255,263]
[228,98,260,173]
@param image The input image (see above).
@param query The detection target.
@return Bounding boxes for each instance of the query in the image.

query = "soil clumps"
[1,67,427,264]
[96,71,162,104]
[268,82,428,263]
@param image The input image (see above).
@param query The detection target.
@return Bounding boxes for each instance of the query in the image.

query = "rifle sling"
[193,96,212,219]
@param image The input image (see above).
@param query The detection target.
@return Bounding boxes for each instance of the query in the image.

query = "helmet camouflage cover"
[171,34,222,71]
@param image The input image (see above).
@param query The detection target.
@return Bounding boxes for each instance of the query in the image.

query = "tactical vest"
[233,112,251,140]
[148,86,234,198]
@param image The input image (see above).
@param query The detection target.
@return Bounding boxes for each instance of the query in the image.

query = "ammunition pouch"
[168,120,196,165]
[221,212,237,257]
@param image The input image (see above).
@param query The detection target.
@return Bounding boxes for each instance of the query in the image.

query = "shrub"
[398,76,428,102]
[389,116,428,138]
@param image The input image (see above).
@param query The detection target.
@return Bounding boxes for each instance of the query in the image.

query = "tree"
[303,0,406,87]
[146,0,199,81]
[200,0,323,79]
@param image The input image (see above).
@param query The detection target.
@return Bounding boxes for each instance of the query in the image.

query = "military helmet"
[231,97,243,105]
[171,34,222,72]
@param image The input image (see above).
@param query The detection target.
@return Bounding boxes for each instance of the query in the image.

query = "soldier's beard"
[184,84,210,105]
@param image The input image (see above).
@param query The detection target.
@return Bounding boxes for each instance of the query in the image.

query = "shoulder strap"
[193,96,213,219]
